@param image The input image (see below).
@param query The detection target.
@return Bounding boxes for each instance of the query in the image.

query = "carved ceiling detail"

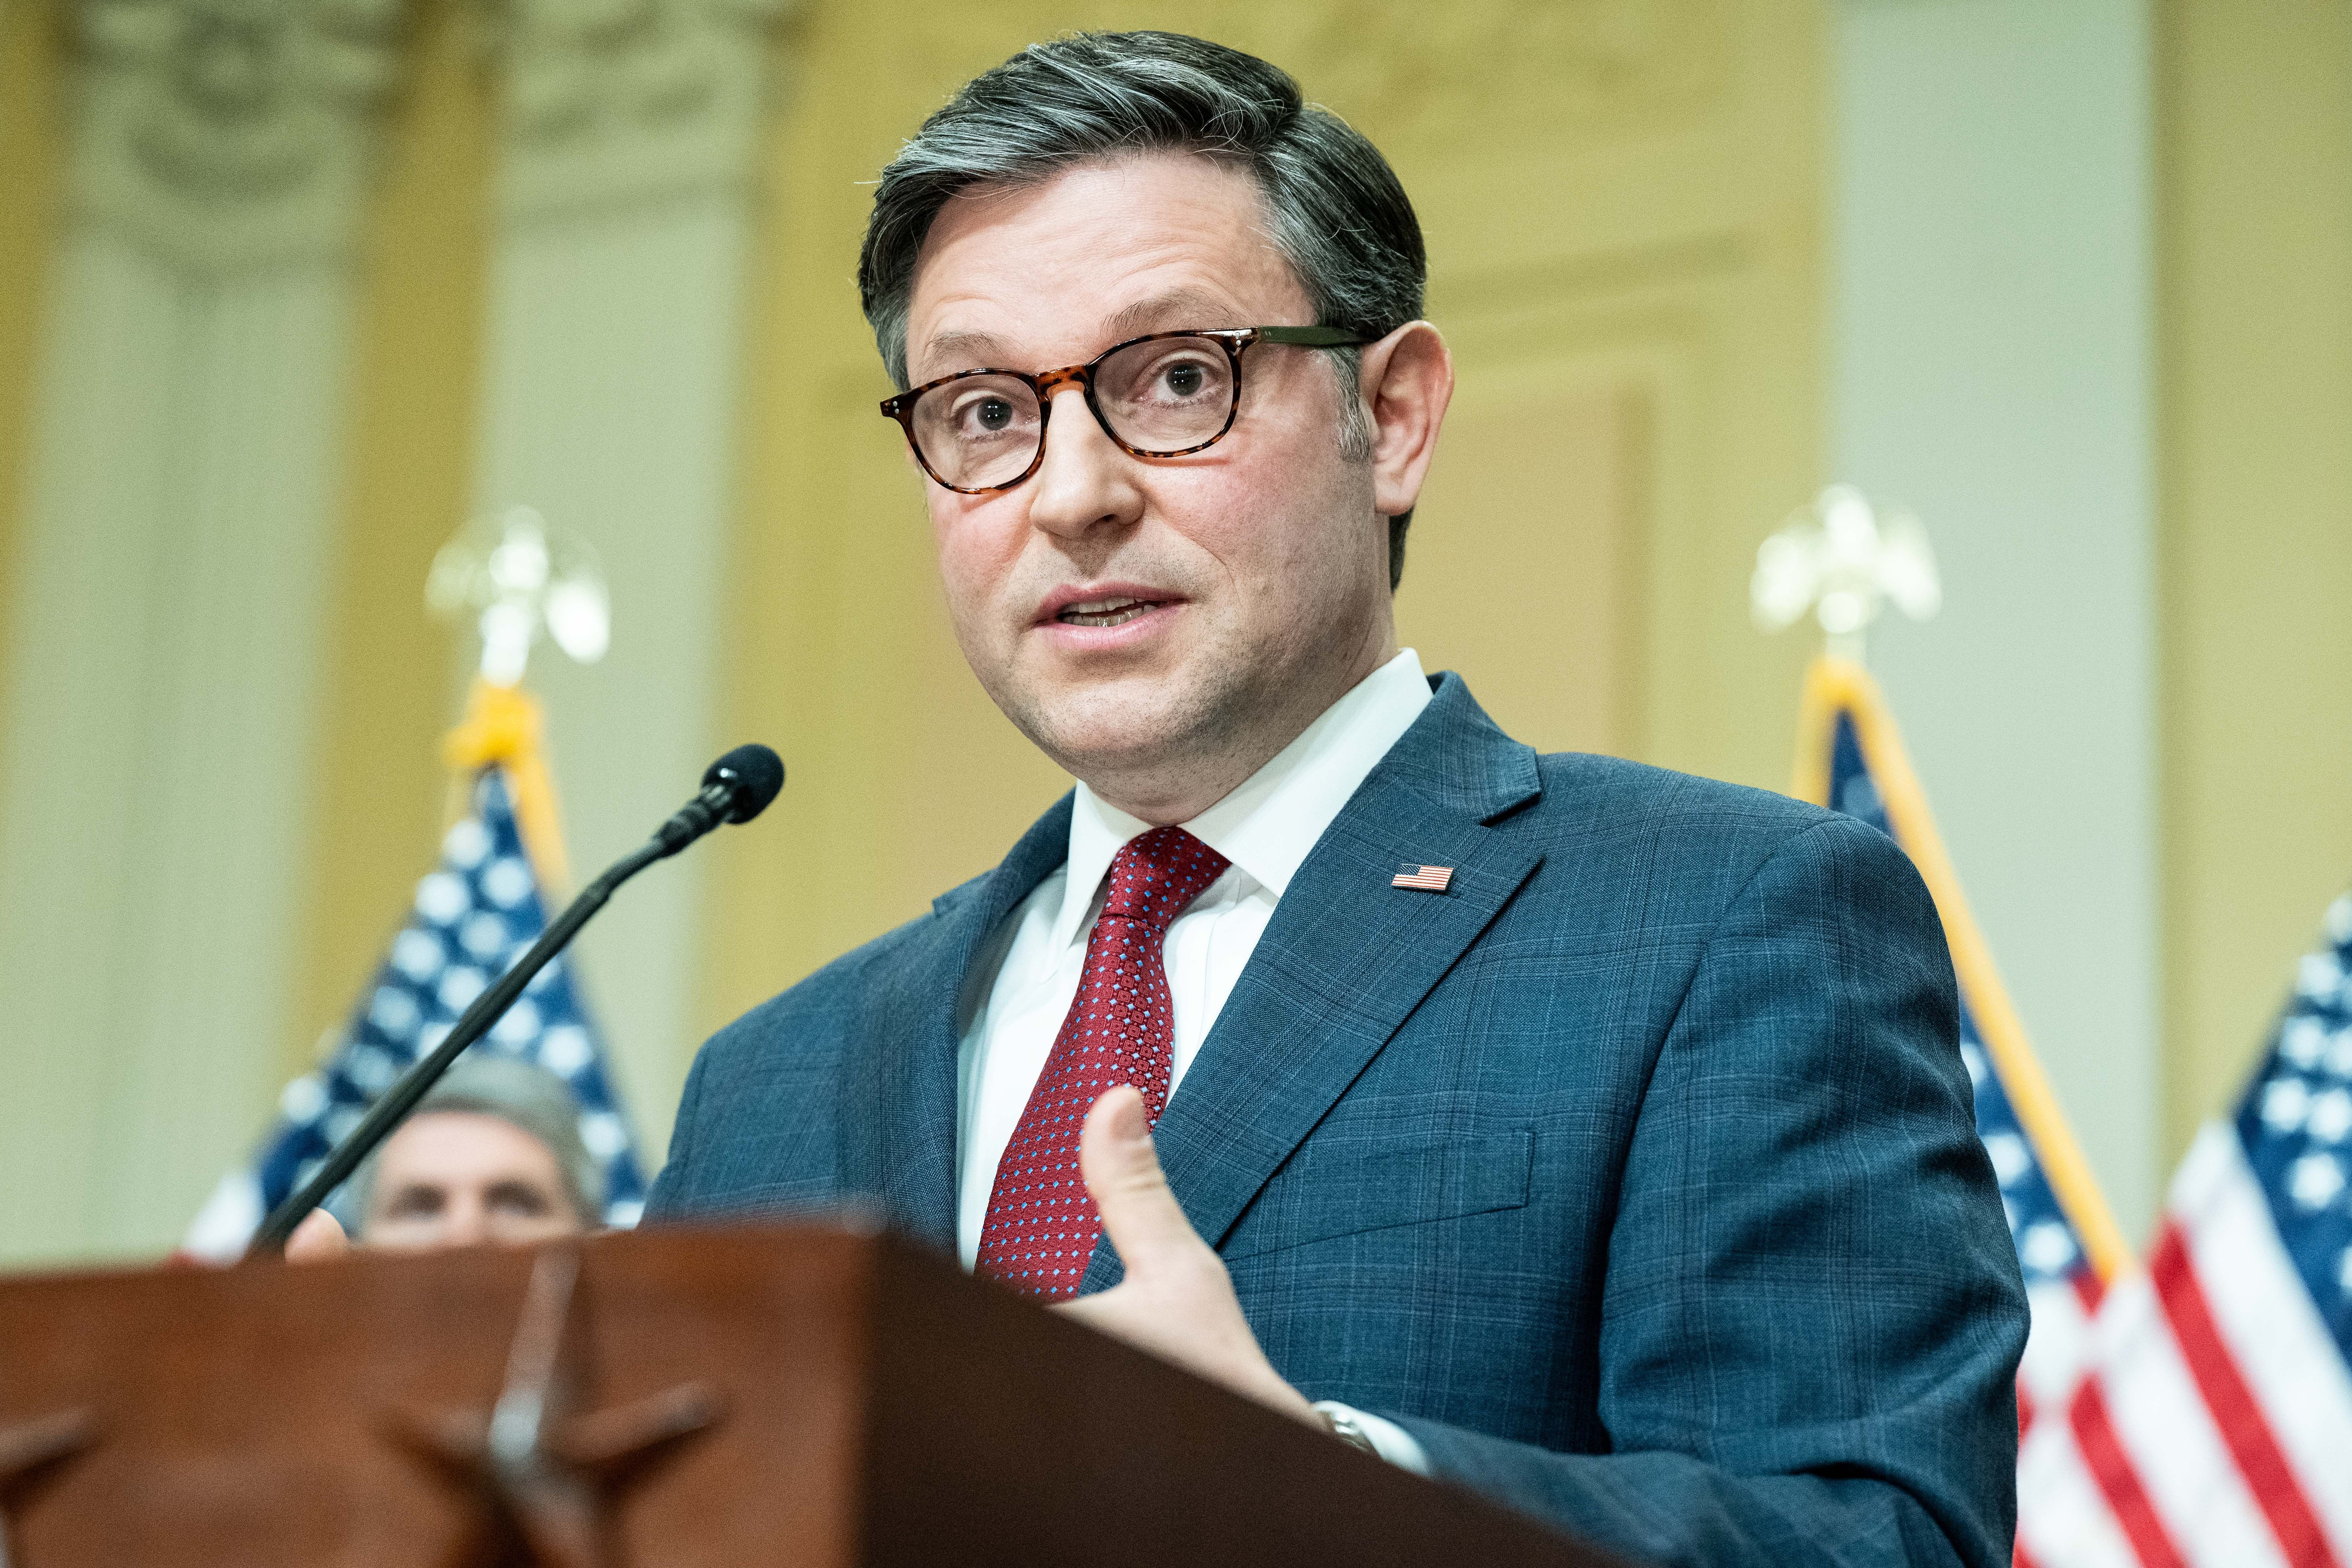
[59,0,800,263]
[55,0,1711,263]
[478,0,797,222]
[1212,0,1732,156]
[67,0,411,269]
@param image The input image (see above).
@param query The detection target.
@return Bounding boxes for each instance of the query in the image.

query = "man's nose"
[1024,386,1143,542]
[441,1193,492,1248]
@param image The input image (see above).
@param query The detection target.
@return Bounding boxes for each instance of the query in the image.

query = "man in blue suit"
[648,31,2026,1567]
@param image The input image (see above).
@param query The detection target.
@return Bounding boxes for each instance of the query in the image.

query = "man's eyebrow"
[920,328,1013,372]
[486,1178,555,1208]
[1097,289,1240,343]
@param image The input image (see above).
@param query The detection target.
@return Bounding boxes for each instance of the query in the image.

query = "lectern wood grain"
[0,1224,1614,1567]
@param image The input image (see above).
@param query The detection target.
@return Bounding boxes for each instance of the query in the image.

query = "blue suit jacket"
[648,675,2027,1567]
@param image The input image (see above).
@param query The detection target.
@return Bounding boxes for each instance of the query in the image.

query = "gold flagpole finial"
[426,505,610,688]
[426,506,610,896]
[1750,484,1941,666]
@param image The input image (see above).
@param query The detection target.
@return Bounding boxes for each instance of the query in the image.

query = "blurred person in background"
[290,1054,597,1255]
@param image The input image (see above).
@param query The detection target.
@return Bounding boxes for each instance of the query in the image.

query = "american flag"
[183,768,645,1258]
[1801,658,2352,1567]
[1391,863,1453,892]
[2013,893,2352,1568]
[1797,658,2132,1566]
[1810,675,2118,1420]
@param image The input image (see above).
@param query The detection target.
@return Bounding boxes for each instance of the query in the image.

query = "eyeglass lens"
[909,335,1239,490]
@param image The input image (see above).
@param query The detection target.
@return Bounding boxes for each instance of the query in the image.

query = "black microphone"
[248,743,786,1255]
[654,743,787,854]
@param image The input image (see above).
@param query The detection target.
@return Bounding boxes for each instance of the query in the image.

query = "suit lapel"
[842,794,1072,1249]
[1080,677,1544,1289]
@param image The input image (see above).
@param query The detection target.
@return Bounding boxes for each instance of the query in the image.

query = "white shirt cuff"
[1312,1400,1432,1476]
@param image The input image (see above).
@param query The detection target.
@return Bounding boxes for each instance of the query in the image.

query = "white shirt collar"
[1049,649,1433,953]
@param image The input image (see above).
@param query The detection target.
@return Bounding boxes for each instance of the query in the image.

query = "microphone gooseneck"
[247,743,786,1256]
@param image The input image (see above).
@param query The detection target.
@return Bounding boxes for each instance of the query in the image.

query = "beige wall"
[1832,0,2164,1235]
[0,0,61,792]
[7,0,2344,1261]
[291,0,489,1084]
[2157,0,2352,1161]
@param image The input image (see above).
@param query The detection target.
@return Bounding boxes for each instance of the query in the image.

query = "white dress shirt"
[954,647,1436,1472]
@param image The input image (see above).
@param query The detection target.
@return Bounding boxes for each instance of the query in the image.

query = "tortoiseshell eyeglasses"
[877,325,1370,495]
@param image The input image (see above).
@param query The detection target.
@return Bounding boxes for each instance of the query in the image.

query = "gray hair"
[857,31,1427,589]
[346,1053,603,1230]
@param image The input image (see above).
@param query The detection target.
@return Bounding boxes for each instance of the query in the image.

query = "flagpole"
[1757,485,2134,1284]
[428,504,614,898]
[444,679,573,897]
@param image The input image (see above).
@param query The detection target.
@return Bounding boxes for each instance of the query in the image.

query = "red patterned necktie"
[975,826,1230,1299]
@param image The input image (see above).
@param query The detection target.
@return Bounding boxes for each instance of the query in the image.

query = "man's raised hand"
[1050,1086,1320,1427]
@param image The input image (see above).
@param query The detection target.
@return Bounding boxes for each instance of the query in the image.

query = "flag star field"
[185,769,644,1256]
[2237,895,2352,1359]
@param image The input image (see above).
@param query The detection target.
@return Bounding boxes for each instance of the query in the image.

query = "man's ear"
[1359,321,1453,520]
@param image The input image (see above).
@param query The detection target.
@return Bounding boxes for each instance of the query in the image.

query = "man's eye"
[950,393,1022,437]
[488,1182,555,1218]
[1130,355,1223,404]
[385,1186,444,1219]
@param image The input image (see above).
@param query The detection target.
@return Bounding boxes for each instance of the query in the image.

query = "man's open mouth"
[1056,597,1166,628]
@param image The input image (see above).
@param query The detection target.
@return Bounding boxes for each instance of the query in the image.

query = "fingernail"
[1108,1088,1149,1144]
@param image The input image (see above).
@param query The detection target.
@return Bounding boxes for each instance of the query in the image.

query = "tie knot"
[1101,826,1229,929]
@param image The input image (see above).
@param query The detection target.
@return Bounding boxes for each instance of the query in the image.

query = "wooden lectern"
[0,1224,1618,1566]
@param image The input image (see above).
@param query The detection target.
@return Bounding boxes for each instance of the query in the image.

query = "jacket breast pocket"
[1219,1127,1533,1261]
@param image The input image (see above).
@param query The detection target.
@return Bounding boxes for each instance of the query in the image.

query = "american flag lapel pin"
[1391,863,1453,892]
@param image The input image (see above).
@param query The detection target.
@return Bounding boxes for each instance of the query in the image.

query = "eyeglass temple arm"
[1254,325,1373,347]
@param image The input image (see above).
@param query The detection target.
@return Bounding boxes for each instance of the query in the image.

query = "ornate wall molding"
[65,0,411,271]
[478,0,794,222]
[62,0,801,259]
[1206,0,1732,159]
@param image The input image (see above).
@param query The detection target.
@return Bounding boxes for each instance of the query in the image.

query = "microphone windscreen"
[706,744,785,823]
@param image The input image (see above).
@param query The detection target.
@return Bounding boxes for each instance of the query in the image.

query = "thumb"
[284,1208,351,1263]
[1079,1085,1204,1279]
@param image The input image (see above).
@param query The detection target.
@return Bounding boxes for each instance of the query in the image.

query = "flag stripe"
[2095,1267,2289,1568]
[2153,1224,2346,1568]
[181,1170,263,1264]
[2069,1379,2191,1568]
[2018,1406,2160,1568]
[2175,1127,2352,1557]
[2023,1279,2094,1414]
